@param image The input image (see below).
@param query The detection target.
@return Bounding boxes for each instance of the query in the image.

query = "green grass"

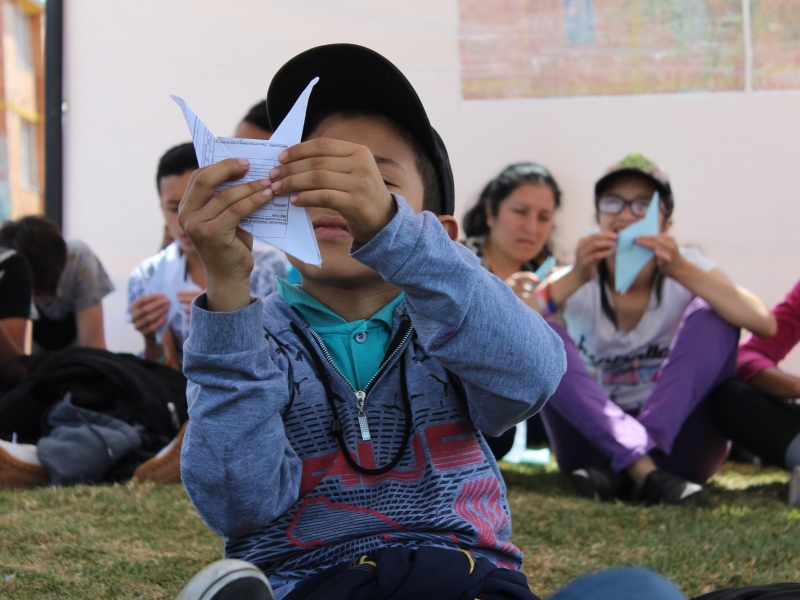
[0,463,797,599]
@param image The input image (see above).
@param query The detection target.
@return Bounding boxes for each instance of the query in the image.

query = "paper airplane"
[171,78,322,266]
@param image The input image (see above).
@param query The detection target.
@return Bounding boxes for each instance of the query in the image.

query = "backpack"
[0,348,188,479]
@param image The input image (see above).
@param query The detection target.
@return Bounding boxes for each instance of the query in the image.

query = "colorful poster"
[751,0,800,90]
[459,0,749,99]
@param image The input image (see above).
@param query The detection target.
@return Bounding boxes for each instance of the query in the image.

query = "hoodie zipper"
[306,321,413,442]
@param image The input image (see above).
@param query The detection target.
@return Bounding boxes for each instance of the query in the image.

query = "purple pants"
[541,298,738,482]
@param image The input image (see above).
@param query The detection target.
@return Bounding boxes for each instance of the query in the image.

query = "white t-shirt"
[127,241,287,361]
[561,247,717,412]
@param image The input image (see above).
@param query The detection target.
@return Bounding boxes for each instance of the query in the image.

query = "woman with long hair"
[462,162,562,459]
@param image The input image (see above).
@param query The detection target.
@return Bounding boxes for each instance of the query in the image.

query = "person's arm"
[181,296,301,537]
[737,280,800,397]
[748,368,800,399]
[0,322,22,363]
[57,240,114,347]
[0,252,32,354]
[75,303,106,349]
[540,232,618,307]
[177,158,303,537]
[680,267,775,338]
[0,318,27,354]
[636,234,776,338]
[351,198,567,435]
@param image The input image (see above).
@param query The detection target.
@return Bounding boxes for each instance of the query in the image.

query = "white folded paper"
[171,78,322,266]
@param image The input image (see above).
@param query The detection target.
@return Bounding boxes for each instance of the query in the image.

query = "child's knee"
[682,298,738,345]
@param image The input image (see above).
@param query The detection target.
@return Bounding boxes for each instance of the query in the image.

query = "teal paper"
[534,256,557,281]
[614,192,660,294]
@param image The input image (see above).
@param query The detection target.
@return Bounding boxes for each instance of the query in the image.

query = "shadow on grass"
[500,460,792,509]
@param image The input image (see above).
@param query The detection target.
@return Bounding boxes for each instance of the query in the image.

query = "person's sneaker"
[639,469,702,506]
[0,440,50,488]
[789,466,800,508]
[570,466,634,501]
[176,559,274,600]
[133,421,188,484]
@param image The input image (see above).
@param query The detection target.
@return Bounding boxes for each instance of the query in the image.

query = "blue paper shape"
[614,192,660,294]
[534,255,558,281]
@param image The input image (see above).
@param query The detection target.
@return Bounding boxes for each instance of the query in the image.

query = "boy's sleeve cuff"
[351,194,424,280]
[186,294,265,355]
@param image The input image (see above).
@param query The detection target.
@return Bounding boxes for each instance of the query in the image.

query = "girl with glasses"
[535,154,775,505]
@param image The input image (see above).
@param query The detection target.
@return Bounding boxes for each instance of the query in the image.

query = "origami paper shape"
[172,78,322,266]
[615,191,660,294]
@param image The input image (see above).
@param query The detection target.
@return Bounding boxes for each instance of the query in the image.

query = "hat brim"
[266,44,454,215]
[594,168,672,203]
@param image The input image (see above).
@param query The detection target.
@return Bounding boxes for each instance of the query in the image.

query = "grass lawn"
[0,462,797,599]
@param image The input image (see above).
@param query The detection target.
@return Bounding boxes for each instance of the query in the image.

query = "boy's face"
[159,170,197,256]
[287,114,426,284]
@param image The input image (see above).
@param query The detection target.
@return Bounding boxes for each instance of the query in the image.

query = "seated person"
[0,245,32,358]
[128,143,286,370]
[234,99,273,139]
[461,162,563,459]
[536,154,775,505]
[174,44,566,600]
[0,217,113,352]
[710,279,800,473]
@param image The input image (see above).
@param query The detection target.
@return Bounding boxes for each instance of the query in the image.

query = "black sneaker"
[176,559,274,600]
[639,469,702,506]
[570,466,634,501]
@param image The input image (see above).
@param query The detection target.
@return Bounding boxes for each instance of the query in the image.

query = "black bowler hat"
[266,44,455,216]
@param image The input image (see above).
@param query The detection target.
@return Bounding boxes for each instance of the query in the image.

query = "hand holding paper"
[171,78,322,266]
[614,192,660,294]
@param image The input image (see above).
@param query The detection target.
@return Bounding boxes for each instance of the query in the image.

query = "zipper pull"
[355,391,371,441]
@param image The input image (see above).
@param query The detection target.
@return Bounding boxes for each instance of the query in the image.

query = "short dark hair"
[0,216,67,296]
[242,100,272,134]
[305,109,442,215]
[156,142,198,191]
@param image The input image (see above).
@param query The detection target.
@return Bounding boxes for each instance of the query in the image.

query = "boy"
[176,44,566,599]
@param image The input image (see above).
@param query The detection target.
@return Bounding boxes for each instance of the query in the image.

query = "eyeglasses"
[597,194,660,218]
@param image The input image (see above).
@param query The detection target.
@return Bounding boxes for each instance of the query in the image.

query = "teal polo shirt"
[277,278,405,391]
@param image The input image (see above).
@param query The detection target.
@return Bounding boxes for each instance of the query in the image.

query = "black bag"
[283,546,540,600]
[0,348,188,481]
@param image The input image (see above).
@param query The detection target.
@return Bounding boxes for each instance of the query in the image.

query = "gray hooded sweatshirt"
[181,196,566,596]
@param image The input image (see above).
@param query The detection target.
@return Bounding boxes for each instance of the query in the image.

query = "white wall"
[64,0,800,369]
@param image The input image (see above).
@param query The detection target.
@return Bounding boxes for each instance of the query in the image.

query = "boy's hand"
[268,139,396,244]
[130,293,170,340]
[179,159,274,312]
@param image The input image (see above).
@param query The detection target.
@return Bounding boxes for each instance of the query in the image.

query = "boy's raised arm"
[182,298,302,537]
[179,159,303,537]
[353,196,567,436]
